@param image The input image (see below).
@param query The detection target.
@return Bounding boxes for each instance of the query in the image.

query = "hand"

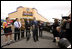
[64,30,66,32]
[33,25,35,27]
[1,30,3,32]
[18,27,20,29]
[23,27,25,28]
[10,24,12,27]
[28,27,30,28]
[6,25,11,28]
[33,25,35,28]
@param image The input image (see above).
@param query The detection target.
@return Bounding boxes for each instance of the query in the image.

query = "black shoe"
[37,40,39,41]
[21,37,24,39]
[34,40,36,42]
[53,39,56,42]
[6,42,10,45]
[14,40,17,42]
[27,38,29,41]
[27,39,29,41]
[18,39,20,40]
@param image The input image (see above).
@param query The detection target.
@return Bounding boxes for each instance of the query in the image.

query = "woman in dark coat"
[52,19,60,42]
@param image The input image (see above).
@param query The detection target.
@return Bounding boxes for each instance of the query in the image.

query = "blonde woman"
[20,18,25,38]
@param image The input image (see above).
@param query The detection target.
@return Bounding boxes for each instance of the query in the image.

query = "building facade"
[8,6,48,22]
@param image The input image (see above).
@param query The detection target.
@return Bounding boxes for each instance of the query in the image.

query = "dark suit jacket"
[39,23,43,30]
[32,20,38,30]
[52,22,59,37]
[25,21,31,30]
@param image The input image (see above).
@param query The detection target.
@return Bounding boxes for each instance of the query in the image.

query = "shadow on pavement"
[40,36,53,40]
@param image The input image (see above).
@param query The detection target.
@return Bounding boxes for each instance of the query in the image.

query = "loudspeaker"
[58,38,71,48]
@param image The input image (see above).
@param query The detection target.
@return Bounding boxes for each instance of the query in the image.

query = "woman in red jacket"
[3,17,13,44]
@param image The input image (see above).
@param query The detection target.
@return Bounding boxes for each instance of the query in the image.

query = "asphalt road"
[1,30,59,48]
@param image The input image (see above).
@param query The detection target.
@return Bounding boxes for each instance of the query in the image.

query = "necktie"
[28,21,29,23]
[18,22,20,28]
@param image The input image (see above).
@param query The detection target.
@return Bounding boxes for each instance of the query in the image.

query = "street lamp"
[26,8,29,18]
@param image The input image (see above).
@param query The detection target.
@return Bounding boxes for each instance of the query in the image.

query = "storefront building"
[8,6,48,22]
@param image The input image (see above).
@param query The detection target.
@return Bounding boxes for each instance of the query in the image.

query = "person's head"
[27,18,29,21]
[41,21,43,24]
[67,19,71,22]
[33,17,36,21]
[16,18,19,22]
[54,19,58,23]
[6,17,10,21]
[63,19,67,23]
[21,18,24,22]
[69,14,71,19]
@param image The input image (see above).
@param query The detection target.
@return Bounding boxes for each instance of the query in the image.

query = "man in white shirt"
[14,18,21,41]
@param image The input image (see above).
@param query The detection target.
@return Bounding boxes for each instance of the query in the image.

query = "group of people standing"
[52,16,71,43]
[3,17,44,44]
[2,15,71,45]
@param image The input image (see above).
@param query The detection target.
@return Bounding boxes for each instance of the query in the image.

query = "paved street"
[1,30,59,48]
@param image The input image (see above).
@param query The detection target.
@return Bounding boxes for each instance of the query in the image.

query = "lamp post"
[26,8,29,19]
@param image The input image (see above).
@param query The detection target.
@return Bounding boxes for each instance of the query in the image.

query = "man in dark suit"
[32,17,39,42]
[25,19,31,41]
[39,21,43,37]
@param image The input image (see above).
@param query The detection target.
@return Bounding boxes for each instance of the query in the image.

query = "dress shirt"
[14,21,21,28]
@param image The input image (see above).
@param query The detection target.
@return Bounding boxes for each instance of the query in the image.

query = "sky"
[1,1,71,22]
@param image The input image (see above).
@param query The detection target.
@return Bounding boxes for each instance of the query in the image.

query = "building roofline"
[17,6,24,9]
[8,6,33,15]
[8,6,24,15]
[8,6,48,22]
[8,11,17,15]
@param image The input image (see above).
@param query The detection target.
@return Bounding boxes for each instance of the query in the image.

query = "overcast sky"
[1,1,71,22]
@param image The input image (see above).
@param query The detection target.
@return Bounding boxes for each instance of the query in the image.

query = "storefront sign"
[23,12,33,16]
